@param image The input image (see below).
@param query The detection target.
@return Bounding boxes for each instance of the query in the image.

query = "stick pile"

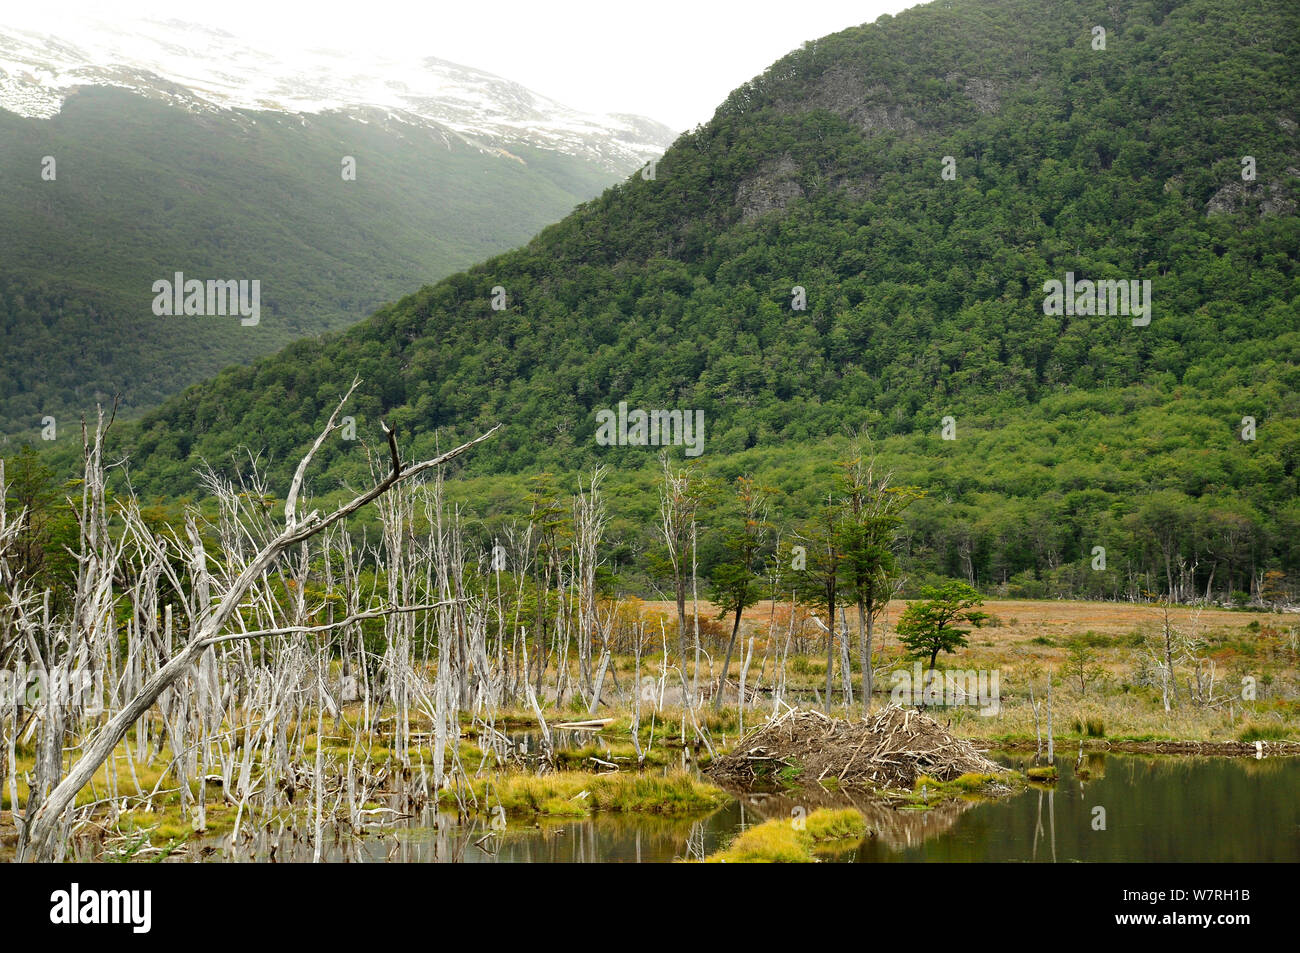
[708,705,1008,791]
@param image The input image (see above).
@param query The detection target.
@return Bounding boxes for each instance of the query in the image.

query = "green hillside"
[0,86,633,435]
[20,0,1300,598]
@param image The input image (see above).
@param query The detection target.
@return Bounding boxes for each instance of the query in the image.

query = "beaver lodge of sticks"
[708,705,1012,792]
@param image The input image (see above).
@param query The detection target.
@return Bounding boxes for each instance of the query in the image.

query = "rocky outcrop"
[736,154,805,222]
[1206,169,1298,217]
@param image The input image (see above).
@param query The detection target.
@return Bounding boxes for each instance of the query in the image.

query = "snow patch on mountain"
[0,18,675,172]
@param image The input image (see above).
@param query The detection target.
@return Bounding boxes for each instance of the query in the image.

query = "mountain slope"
[0,20,675,438]
[34,0,1300,588]
[0,18,671,171]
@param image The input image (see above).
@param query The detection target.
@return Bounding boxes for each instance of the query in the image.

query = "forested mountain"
[21,0,1300,601]
[0,20,673,436]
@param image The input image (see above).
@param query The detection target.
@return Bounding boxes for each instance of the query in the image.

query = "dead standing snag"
[19,383,499,862]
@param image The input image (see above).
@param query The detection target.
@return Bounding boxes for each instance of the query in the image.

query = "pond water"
[850,751,1300,863]
[199,751,1300,862]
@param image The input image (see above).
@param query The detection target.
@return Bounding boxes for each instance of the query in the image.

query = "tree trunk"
[676,575,689,701]
[857,597,871,712]
[825,598,835,714]
[19,412,497,861]
[715,605,743,710]
[1046,678,1054,763]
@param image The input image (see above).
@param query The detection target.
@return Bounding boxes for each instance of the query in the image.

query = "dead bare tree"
[1142,598,1183,712]
[657,455,704,705]
[17,381,498,861]
[574,467,608,709]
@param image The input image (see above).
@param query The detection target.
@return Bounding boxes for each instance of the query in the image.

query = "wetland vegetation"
[1,407,1295,864]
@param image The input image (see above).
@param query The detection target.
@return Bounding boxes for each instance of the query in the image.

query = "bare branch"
[200,601,461,647]
[285,376,361,530]
[20,413,499,860]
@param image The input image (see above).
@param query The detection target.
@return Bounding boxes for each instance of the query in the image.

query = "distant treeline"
[7,424,1293,613]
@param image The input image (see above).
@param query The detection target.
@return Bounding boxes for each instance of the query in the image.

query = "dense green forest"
[0,87,639,435]
[11,0,1300,604]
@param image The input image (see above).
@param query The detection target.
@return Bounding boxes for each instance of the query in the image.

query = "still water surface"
[212,752,1300,862]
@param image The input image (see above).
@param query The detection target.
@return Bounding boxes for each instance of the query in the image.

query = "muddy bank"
[990,737,1300,756]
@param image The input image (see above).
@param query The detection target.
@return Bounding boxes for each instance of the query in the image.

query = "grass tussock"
[1237,722,1291,743]
[916,771,1008,794]
[705,808,867,863]
[907,771,1025,808]
[1073,717,1106,737]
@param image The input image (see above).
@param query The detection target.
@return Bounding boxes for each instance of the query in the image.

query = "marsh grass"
[447,770,727,819]
[1237,722,1290,743]
[705,807,867,863]
[903,771,1025,810]
[1072,716,1106,737]
[4,599,1294,859]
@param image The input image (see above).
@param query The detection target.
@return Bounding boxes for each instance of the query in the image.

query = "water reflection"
[190,753,1300,863]
[852,752,1300,863]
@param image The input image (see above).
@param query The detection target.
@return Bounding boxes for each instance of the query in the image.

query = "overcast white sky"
[6,0,918,130]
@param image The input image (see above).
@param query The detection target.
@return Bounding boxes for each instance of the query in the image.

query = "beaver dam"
[708,705,1017,794]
